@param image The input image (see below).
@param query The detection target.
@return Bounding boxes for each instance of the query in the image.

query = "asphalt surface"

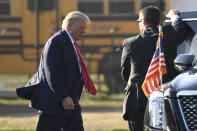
[0,89,17,99]
[0,89,122,117]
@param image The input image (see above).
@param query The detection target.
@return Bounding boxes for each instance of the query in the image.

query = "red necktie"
[74,41,97,95]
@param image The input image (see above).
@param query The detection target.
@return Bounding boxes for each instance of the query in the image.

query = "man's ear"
[68,25,72,30]
[142,19,147,26]
[67,23,72,30]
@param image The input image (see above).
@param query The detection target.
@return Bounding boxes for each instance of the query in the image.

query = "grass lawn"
[0,112,127,131]
[0,95,127,131]
[0,74,127,131]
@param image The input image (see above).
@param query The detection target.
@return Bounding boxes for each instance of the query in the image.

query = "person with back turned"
[16,11,96,131]
[121,6,188,131]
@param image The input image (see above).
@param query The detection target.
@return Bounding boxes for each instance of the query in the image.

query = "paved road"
[0,89,17,98]
[0,82,25,98]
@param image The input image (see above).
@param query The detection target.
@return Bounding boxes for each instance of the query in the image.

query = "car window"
[177,41,190,55]
[190,34,197,60]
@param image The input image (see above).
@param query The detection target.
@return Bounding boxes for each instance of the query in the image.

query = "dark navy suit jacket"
[17,30,83,115]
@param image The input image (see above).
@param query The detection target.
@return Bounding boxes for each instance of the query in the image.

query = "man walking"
[17,11,96,131]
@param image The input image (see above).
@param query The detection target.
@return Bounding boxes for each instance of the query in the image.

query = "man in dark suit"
[121,6,188,131]
[16,11,96,131]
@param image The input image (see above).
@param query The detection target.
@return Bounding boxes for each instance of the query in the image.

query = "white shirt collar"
[65,29,74,44]
[171,15,180,22]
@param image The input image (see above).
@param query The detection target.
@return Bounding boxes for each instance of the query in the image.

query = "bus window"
[0,0,10,16]
[109,0,135,16]
[27,0,55,11]
[140,0,165,13]
[78,0,103,16]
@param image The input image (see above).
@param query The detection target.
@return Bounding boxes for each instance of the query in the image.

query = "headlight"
[148,91,167,130]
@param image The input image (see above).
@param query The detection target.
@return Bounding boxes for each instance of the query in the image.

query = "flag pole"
[160,72,163,91]
[159,26,164,92]
[159,26,166,130]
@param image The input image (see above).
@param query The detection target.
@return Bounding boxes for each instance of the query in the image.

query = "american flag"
[141,26,167,98]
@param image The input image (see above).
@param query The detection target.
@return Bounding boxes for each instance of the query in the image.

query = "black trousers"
[36,106,84,131]
[128,108,145,131]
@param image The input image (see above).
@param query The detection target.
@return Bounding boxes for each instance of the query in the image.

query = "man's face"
[69,20,87,41]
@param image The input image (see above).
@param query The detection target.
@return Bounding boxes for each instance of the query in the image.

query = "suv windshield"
[177,27,197,62]
[190,34,197,59]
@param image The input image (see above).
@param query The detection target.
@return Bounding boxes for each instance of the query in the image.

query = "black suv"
[144,11,197,131]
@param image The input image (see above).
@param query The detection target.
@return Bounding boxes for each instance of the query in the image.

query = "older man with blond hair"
[17,11,96,131]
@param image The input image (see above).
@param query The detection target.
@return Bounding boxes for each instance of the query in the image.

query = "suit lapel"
[61,30,80,68]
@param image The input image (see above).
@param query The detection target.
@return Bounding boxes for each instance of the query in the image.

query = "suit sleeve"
[121,40,131,82]
[43,38,70,101]
[167,18,188,45]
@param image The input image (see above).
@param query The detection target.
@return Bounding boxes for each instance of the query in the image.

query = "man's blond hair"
[62,11,91,29]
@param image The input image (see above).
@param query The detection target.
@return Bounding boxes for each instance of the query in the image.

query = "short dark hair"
[140,6,161,26]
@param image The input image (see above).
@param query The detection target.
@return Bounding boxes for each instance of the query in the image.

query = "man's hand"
[62,96,75,110]
[166,9,180,19]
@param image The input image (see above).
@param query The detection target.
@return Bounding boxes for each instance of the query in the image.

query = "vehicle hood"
[165,70,197,97]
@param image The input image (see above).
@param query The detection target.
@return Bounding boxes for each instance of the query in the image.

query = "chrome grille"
[179,95,197,131]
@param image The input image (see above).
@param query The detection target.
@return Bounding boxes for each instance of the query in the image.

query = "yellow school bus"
[0,0,169,93]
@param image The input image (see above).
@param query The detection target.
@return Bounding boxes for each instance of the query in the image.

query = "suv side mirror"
[174,54,195,72]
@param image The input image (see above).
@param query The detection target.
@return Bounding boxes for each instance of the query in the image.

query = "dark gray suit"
[121,18,187,130]
[17,30,84,131]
